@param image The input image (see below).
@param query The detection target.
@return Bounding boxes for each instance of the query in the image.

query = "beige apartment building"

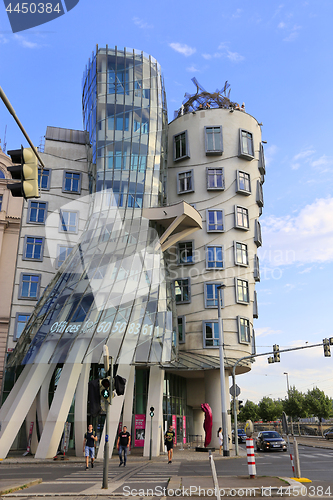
[0,146,23,388]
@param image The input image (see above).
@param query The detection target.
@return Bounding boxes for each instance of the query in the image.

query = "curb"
[0,478,42,495]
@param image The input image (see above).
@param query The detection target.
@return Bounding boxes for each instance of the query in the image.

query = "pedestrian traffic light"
[323,338,331,357]
[273,344,280,362]
[149,406,154,417]
[100,377,111,404]
[7,146,39,199]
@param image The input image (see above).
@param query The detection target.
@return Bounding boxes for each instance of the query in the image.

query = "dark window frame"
[206,245,224,269]
[204,282,224,309]
[18,272,42,300]
[13,312,31,341]
[235,205,250,230]
[62,170,82,194]
[206,167,225,190]
[204,126,223,156]
[203,320,219,348]
[177,169,194,194]
[239,129,254,160]
[38,168,51,191]
[178,316,186,344]
[235,278,250,304]
[59,209,79,234]
[236,170,251,195]
[173,130,190,161]
[27,201,48,225]
[234,241,249,267]
[174,278,191,304]
[237,316,251,344]
[22,235,45,262]
[206,209,225,232]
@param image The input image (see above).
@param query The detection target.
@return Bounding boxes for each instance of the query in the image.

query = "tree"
[238,400,259,422]
[283,386,307,420]
[304,387,332,434]
[258,396,280,422]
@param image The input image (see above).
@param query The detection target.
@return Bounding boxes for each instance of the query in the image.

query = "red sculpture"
[201,403,213,447]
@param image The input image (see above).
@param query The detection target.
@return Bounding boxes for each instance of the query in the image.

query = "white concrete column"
[35,363,83,458]
[204,369,231,449]
[36,364,56,436]
[97,364,131,459]
[0,363,53,459]
[143,366,164,457]
[74,362,90,457]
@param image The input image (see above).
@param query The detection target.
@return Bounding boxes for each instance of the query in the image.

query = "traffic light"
[323,338,331,357]
[238,400,244,411]
[149,406,154,417]
[268,356,274,364]
[100,377,111,405]
[7,146,39,199]
[273,344,280,362]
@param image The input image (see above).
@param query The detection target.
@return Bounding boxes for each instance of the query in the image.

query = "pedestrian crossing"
[256,450,333,460]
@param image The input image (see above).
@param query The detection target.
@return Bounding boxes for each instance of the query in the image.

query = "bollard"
[293,437,301,479]
[246,437,256,478]
[286,435,295,476]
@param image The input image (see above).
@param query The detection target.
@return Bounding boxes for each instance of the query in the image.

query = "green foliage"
[304,387,333,422]
[258,396,281,422]
[282,386,307,420]
[238,400,259,422]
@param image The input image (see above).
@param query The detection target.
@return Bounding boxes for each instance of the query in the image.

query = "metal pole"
[0,86,46,169]
[149,414,153,460]
[231,368,239,456]
[284,372,293,435]
[217,285,229,456]
[102,356,112,489]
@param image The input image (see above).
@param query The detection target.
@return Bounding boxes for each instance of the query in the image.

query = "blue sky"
[1,0,333,404]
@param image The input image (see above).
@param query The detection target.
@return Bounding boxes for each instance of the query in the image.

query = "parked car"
[324,428,333,440]
[256,431,287,452]
[232,428,247,444]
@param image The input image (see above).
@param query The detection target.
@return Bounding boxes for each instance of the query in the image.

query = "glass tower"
[8,47,175,371]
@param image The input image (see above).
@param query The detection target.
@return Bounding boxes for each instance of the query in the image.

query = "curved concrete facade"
[167,107,264,446]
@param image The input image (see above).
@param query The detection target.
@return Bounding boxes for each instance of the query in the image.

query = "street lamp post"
[284,372,293,435]
[217,284,229,456]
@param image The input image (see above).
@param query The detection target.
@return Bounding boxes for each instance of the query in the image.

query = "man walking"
[83,424,98,470]
[117,425,131,467]
[164,425,175,463]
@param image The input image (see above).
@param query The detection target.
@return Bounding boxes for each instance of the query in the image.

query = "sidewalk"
[1,437,329,497]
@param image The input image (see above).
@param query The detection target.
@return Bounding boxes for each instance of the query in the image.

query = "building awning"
[143,201,202,252]
[161,351,253,372]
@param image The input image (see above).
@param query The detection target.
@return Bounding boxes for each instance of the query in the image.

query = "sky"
[1,0,333,404]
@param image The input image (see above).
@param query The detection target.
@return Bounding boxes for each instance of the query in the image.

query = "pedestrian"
[218,427,223,455]
[83,424,98,470]
[117,425,131,467]
[164,425,175,463]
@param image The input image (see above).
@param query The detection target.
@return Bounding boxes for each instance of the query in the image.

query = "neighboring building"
[0,49,264,459]
[0,146,23,388]
[167,98,264,445]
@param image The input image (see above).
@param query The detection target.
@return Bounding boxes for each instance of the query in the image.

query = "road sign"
[229,384,241,397]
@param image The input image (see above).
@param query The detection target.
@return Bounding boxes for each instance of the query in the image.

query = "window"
[178,316,186,344]
[236,171,251,194]
[205,283,224,308]
[239,129,254,160]
[56,245,73,268]
[59,210,78,233]
[206,167,224,190]
[23,236,44,261]
[254,219,262,247]
[174,131,189,161]
[14,313,30,341]
[19,273,41,300]
[0,169,5,179]
[234,242,248,266]
[27,201,48,224]
[0,194,2,211]
[206,245,223,269]
[206,209,224,232]
[177,170,194,194]
[63,171,82,194]
[253,291,258,319]
[253,254,260,281]
[235,206,249,230]
[238,316,251,343]
[174,278,191,303]
[203,321,219,347]
[256,180,264,207]
[205,126,223,155]
[38,169,50,190]
[178,241,194,264]
[259,143,266,175]
[236,278,249,304]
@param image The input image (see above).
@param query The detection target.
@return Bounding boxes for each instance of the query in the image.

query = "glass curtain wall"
[7,47,175,376]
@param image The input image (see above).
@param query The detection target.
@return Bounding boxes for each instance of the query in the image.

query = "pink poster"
[172,415,177,445]
[183,415,186,444]
[134,414,146,447]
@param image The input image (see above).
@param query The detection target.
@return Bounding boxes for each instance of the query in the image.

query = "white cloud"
[259,197,333,265]
[14,34,39,48]
[255,327,282,338]
[232,8,242,18]
[132,17,153,29]
[0,35,9,44]
[186,65,200,73]
[298,267,313,274]
[278,22,286,28]
[283,24,301,42]
[169,43,196,57]
[203,43,244,63]
[290,148,314,170]
[226,50,244,62]
[202,53,212,60]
